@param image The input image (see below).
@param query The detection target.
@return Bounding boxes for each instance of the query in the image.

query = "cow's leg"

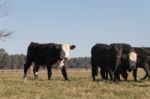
[108,70,114,81]
[100,69,106,80]
[33,65,36,77]
[133,68,137,82]
[114,68,121,82]
[140,63,150,80]
[140,73,148,80]
[23,61,32,80]
[47,66,52,80]
[61,65,68,80]
[114,71,120,81]
[143,63,150,80]
[91,66,98,81]
[121,71,128,81]
[91,58,98,81]
[33,64,40,80]
[105,71,109,80]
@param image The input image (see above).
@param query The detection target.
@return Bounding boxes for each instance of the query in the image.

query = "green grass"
[0,69,150,99]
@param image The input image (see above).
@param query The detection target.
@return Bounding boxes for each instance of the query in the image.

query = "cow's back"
[27,42,61,65]
[91,43,110,65]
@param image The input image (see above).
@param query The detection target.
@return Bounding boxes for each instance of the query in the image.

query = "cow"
[91,43,112,80]
[91,43,137,81]
[114,47,150,82]
[23,42,75,80]
[111,43,137,81]
[113,48,137,81]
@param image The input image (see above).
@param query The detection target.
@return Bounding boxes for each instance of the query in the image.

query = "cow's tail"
[26,43,34,61]
[23,43,34,79]
[24,43,33,71]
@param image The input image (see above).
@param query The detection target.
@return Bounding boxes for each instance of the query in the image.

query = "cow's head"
[53,44,75,69]
[60,44,75,60]
[56,44,75,68]
[128,50,137,70]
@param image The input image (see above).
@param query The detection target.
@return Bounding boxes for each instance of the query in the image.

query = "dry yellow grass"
[0,68,149,99]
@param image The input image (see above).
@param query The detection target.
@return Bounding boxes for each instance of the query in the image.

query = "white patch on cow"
[60,44,71,59]
[52,59,65,69]
[129,52,137,62]
[35,72,38,75]
[59,59,65,68]
[23,77,27,81]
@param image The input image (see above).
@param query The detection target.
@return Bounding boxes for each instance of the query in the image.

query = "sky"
[0,0,150,57]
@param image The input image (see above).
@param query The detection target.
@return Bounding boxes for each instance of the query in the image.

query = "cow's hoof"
[64,78,68,80]
[23,77,27,80]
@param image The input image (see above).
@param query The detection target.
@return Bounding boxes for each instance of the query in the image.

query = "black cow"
[23,42,75,80]
[91,43,137,81]
[91,43,112,80]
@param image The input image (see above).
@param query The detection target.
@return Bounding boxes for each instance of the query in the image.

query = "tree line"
[0,49,91,69]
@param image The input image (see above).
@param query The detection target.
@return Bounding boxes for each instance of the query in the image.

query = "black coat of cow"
[91,44,113,80]
[23,42,75,80]
[91,43,135,81]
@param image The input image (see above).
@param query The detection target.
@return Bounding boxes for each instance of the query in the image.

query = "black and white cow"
[116,47,150,82]
[113,48,137,81]
[23,42,75,80]
[91,43,137,81]
[111,44,137,81]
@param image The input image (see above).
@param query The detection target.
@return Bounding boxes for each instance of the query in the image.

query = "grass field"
[0,69,150,99]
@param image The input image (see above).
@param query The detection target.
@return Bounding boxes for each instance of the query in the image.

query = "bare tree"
[0,0,10,16]
[0,29,12,40]
[0,0,12,40]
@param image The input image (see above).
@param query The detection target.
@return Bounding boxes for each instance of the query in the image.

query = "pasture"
[0,69,150,99]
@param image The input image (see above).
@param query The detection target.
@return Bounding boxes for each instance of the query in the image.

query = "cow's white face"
[54,44,75,68]
[60,44,75,60]
[60,44,70,60]
[128,51,137,70]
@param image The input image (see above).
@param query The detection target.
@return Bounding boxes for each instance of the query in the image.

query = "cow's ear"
[70,45,76,50]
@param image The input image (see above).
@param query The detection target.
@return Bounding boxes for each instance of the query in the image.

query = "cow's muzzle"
[129,61,136,70]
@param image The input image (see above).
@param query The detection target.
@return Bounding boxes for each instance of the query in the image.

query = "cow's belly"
[33,57,65,68]
[32,58,47,65]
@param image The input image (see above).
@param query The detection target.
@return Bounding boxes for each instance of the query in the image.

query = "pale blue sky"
[0,0,150,57]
